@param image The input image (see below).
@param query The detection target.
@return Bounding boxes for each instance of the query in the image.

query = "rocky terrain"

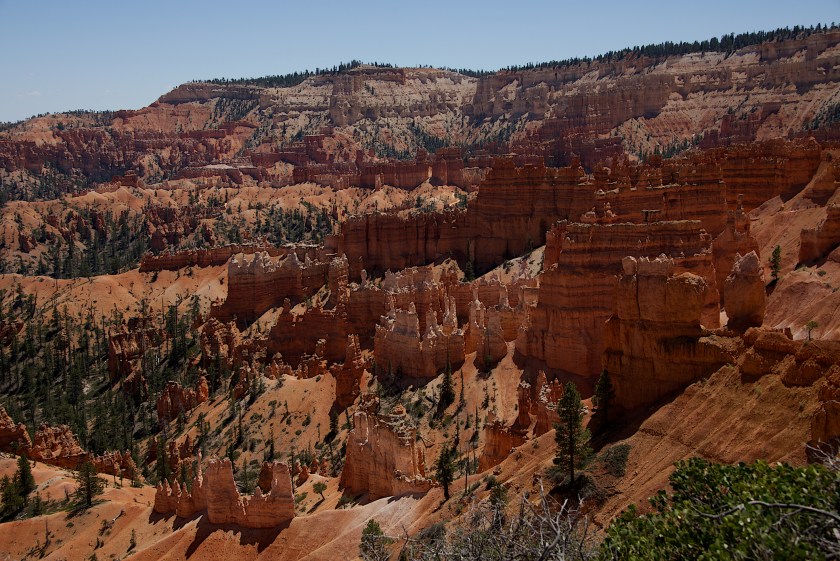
[0,26,839,561]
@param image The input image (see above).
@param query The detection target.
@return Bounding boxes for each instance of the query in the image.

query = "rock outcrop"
[154,457,295,528]
[339,403,431,499]
[519,221,718,379]
[374,297,465,382]
[812,367,840,455]
[711,195,760,296]
[603,256,731,409]
[107,318,163,384]
[466,295,508,370]
[0,407,32,451]
[156,378,210,424]
[139,243,285,272]
[724,251,766,330]
[478,418,528,472]
[800,201,840,265]
[331,334,365,412]
[212,251,330,325]
[0,409,138,479]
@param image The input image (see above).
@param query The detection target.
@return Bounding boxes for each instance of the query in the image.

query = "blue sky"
[1,0,838,122]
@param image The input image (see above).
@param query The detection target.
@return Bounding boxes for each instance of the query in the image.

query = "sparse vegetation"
[770,245,782,282]
[74,461,105,508]
[553,382,591,485]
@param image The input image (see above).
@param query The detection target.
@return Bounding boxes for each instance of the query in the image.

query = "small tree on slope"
[554,382,591,485]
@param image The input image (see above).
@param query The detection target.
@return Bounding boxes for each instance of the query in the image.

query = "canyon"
[0,27,839,561]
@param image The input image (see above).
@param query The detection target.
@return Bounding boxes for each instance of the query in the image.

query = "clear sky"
[1,0,838,122]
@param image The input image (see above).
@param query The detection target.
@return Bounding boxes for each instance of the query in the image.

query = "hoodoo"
[1,18,839,561]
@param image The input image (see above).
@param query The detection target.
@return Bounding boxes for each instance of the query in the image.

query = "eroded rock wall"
[339,405,431,499]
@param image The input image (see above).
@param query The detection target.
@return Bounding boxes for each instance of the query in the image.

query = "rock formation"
[466,295,508,370]
[331,334,365,412]
[519,220,718,379]
[478,418,528,472]
[799,163,840,264]
[339,402,432,499]
[154,457,295,528]
[0,409,138,479]
[711,195,760,295]
[212,251,330,325]
[812,366,840,455]
[374,296,465,382]
[724,251,766,330]
[107,318,163,383]
[0,407,32,451]
[603,256,731,409]
[156,378,210,424]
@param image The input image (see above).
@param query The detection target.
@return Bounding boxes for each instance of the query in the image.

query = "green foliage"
[436,443,456,501]
[360,518,393,561]
[770,245,782,281]
[500,25,837,74]
[600,458,840,560]
[203,60,395,88]
[437,365,455,414]
[1,475,24,519]
[807,101,840,130]
[16,455,35,502]
[553,382,591,485]
[592,370,615,427]
[602,444,631,478]
[313,481,327,500]
[806,320,819,342]
[74,461,104,508]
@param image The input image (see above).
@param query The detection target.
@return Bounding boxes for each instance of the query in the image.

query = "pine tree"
[327,411,339,442]
[436,443,456,500]
[553,382,591,485]
[769,245,782,281]
[313,481,327,501]
[806,320,819,342]
[15,455,34,504]
[438,364,455,414]
[359,519,392,561]
[156,432,170,483]
[593,370,616,427]
[1,475,23,516]
[74,461,104,508]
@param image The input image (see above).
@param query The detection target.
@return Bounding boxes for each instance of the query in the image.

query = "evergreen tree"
[436,443,456,500]
[156,432,170,483]
[593,370,616,427]
[329,411,339,439]
[438,364,455,414]
[0,475,23,517]
[553,382,591,485]
[74,461,104,508]
[313,481,327,501]
[806,320,819,342]
[359,519,392,561]
[769,245,782,281]
[15,455,34,504]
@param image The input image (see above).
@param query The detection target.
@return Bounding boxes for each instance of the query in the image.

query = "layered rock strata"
[212,251,331,325]
[339,404,431,499]
[154,457,295,528]
[156,378,210,424]
[603,256,731,409]
[374,297,465,381]
[519,220,718,378]
[724,251,767,330]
